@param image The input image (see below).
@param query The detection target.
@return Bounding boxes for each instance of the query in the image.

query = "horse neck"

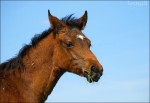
[22,33,64,102]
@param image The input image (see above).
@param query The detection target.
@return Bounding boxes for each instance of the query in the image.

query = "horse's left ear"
[48,10,66,32]
[77,11,88,30]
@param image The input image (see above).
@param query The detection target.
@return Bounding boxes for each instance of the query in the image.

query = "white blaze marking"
[76,34,85,40]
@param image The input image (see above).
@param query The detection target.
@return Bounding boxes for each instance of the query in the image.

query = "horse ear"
[48,10,65,31]
[77,11,88,30]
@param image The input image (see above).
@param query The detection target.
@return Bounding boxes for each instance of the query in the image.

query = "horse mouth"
[83,71,101,83]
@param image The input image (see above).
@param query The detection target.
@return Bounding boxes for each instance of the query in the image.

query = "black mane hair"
[0,14,81,76]
[61,14,81,29]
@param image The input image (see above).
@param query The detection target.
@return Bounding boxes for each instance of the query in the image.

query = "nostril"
[91,66,99,73]
[100,66,103,76]
[101,66,103,72]
[100,72,103,76]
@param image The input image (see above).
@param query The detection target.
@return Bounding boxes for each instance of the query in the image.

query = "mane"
[0,14,81,76]
[61,14,81,29]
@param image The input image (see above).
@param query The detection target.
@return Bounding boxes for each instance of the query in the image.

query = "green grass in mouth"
[87,71,93,83]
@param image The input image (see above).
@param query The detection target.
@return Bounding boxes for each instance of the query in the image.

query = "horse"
[0,10,103,102]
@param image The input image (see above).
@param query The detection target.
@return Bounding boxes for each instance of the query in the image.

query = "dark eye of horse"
[66,41,74,48]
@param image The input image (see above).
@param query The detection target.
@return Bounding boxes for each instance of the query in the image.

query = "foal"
[0,10,103,102]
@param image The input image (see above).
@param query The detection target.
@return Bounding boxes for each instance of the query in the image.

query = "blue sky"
[1,1,149,102]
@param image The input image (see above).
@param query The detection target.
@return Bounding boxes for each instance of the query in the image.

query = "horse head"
[48,10,103,83]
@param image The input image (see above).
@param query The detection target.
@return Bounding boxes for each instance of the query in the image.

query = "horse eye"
[66,41,74,48]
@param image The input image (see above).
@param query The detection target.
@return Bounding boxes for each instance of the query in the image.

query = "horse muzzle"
[83,66,103,83]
